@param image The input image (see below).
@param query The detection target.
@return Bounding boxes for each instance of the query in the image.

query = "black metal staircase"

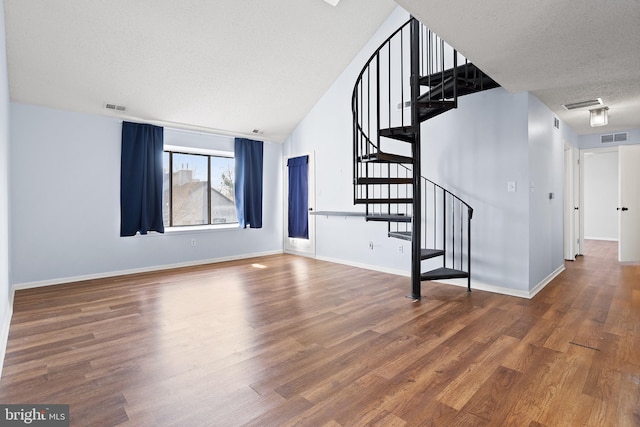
[352,17,499,299]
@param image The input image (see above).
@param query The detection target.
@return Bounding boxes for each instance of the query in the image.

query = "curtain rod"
[115,113,266,141]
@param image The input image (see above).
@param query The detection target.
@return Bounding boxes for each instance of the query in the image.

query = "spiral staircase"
[352,17,499,299]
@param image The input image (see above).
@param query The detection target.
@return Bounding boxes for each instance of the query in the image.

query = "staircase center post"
[409,18,422,300]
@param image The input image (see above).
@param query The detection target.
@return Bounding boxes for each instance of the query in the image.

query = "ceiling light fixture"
[323,0,341,5]
[590,107,609,127]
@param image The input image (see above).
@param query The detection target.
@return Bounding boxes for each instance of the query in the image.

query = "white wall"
[527,95,565,290]
[10,103,283,286]
[0,0,12,370]
[421,89,531,292]
[283,5,571,295]
[578,128,640,149]
[583,150,618,240]
[283,7,412,275]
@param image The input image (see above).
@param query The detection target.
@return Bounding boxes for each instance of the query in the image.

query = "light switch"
[507,181,517,192]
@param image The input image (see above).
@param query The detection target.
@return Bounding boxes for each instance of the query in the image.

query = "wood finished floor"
[0,240,638,426]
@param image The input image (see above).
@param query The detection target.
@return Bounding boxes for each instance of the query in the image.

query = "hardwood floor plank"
[436,334,520,411]
[0,242,636,426]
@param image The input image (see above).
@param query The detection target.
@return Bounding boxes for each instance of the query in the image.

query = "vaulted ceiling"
[5,1,640,141]
[4,0,397,142]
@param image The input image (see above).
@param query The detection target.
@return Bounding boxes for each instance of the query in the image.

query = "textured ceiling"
[395,0,640,135]
[5,1,640,141]
[4,0,396,142]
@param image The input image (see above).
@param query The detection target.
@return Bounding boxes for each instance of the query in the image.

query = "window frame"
[163,146,237,229]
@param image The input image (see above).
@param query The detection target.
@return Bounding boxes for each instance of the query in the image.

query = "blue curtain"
[234,138,263,228]
[287,156,309,239]
[120,121,164,236]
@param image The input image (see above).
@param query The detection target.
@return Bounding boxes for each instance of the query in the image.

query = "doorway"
[284,152,316,257]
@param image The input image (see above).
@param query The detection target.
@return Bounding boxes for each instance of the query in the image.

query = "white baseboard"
[436,278,530,298]
[584,236,619,242]
[440,265,565,299]
[314,255,410,277]
[528,265,565,298]
[314,256,565,300]
[10,250,283,292]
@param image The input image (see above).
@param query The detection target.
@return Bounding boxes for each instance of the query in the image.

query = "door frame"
[283,151,316,257]
[563,141,579,260]
[578,146,621,256]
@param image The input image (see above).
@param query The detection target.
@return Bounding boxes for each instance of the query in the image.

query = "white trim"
[315,256,565,300]
[528,265,565,298]
[437,278,531,298]
[116,116,272,143]
[315,255,410,277]
[0,302,13,380]
[164,223,239,233]
[284,249,317,259]
[10,250,283,292]
[584,236,619,242]
[164,144,233,158]
[439,265,565,299]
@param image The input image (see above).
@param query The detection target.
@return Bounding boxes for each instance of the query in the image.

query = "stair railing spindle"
[400,28,404,128]
[376,53,381,155]
[387,43,391,130]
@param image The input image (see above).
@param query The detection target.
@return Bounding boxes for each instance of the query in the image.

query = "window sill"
[164,223,240,234]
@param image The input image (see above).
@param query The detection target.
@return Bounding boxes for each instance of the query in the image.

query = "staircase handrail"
[351,18,411,122]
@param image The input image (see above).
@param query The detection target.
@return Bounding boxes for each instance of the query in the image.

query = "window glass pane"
[162,151,170,227]
[171,153,208,226]
[210,156,238,224]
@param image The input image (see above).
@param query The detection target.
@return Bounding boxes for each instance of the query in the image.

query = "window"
[163,150,237,227]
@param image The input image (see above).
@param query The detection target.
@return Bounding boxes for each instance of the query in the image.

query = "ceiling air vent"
[601,134,614,144]
[614,132,628,142]
[562,98,602,110]
[105,103,126,112]
[252,129,264,135]
[600,132,628,144]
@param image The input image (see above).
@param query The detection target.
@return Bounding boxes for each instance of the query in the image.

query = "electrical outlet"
[191,239,196,247]
[398,245,403,253]
[369,241,374,250]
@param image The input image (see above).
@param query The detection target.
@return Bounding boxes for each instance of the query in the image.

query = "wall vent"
[562,98,602,110]
[252,129,264,135]
[553,117,560,129]
[600,132,628,144]
[105,103,126,112]
[614,132,628,142]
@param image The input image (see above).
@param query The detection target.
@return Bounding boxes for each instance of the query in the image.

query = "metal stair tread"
[421,267,469,281]
[379,126,416,143]
[419,63,496,87]
[355,198,413,205]
[421,248,445,260]
[356,177,413,185]
[358,152,413,164]
[416,100,456,122]
[366,214,412,223]
[388,231,412,241]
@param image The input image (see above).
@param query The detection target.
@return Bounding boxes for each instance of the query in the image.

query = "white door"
[564,143,579,260]
[618,145,640,262]
[573,146,582,256]
[284,152,316,257]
